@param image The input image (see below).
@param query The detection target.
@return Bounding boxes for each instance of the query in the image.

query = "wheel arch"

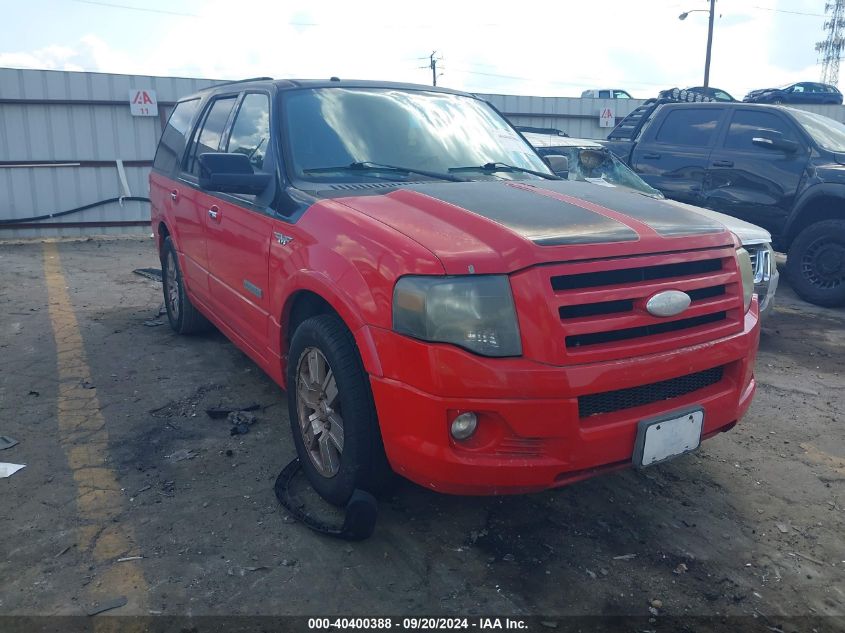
[784,185,845,247]
[279,280,383,379]
[156,221,171,259]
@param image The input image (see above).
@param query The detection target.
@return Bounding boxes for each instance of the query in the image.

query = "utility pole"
[817,0,845,87]
[703,0,716,88]
[429,51,438,86]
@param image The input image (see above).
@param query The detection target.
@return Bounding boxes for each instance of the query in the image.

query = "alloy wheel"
[295,347,344,477]
[166,251,180,320]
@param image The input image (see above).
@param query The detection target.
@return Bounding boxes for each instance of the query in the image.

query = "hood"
[662,199,771,245]
[332,180,730,274]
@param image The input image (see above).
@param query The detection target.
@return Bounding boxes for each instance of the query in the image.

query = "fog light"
[450,412,478,440]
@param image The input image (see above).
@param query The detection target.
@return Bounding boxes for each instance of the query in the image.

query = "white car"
[581,89,633,99]
[521,130,778,320]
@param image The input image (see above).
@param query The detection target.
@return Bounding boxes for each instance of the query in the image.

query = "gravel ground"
[1,237,843,630]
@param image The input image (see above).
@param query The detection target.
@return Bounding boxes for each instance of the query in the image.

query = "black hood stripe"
[525,181,726,238]
[403,182,639,246]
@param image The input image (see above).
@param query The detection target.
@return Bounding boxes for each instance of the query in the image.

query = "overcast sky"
[0,0,838,98]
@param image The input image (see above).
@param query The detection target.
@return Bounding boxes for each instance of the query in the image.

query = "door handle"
[207,206,220,221]
[642,152,661,159]
[170,189,179,202]
[712,160,734,167]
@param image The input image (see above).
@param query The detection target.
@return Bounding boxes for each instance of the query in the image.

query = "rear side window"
[226,93,271,169]
[184,97,237,177]
[655,108,723,146]
[152,99,200,174]
[724,110,798,151]
[598,90,611,99]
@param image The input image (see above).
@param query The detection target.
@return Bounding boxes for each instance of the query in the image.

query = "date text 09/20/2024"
[307,617,527,629]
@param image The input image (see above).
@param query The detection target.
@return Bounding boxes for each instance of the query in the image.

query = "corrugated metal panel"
[0,68,219,238]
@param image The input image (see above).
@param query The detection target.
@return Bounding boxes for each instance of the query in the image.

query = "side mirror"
[544,154,570,178]
[751,134,799,154]
[198,153,272,194]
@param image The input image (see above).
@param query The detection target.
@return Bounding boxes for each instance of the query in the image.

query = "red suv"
[150,78,760,504]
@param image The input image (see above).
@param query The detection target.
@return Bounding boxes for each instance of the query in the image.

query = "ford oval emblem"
[646,290,691,317]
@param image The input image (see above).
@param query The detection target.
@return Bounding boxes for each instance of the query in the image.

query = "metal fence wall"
[0,68,217,239]
[2,68,845,239]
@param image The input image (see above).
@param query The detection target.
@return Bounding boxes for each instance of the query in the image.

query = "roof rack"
[200,77,274,91]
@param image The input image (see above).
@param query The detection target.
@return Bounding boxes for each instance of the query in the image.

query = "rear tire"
[161,236,211,334]
[287,314,392,505]
[786,220,845,307]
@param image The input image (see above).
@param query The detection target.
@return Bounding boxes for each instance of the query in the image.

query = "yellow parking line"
[43,242,148,618]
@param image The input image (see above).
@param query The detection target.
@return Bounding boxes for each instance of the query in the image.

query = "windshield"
[788,108,845,152]
[282,87,551,183]
[542,146,662,196]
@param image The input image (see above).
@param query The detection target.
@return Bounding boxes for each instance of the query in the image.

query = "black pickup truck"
[605,100,845,306]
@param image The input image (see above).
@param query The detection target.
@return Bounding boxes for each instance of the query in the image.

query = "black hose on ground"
[274,458,378,541]
[0,196,150,225]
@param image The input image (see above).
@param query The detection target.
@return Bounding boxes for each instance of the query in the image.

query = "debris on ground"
[674,563,688,575]
[0,436,19,451]
[116,556,143,562]
[166,449,197,462]
[776,522,790,534]
[149,384,222,419]
[27,390,39,397]
[791,551,825,566]
[206,403,261,419]
[613,553,637,560]
[274,457,378,541]
[132,268,162,283]
[0,463,26,478]
[229,411,257,435]
[86,596,128,616]
[143,319,164,327]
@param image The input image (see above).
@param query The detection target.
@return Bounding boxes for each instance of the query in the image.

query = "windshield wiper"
[303,161,465,182]
[448,162,559,180]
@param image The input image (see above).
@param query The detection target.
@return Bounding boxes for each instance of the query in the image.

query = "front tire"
[161,236,210,334]
[786,220,845,307]
[287,314,391,505]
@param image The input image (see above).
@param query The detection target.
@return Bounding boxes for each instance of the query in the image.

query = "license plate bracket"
[633,407,704,468]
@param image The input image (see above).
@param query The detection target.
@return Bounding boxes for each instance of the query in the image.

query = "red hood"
[332,180,733,275]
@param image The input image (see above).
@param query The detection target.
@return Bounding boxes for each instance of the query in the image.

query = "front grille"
[567,312,726,348]
[746,244,770,284]
[543,246,744,363]
[578,366,724,418]
[550,258,722,291]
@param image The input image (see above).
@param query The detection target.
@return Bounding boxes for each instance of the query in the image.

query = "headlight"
[736,247,754,313]
[392,275,522,357]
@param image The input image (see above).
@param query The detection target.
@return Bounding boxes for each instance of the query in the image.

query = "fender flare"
[277,270,384,378]
[783,183,845,244]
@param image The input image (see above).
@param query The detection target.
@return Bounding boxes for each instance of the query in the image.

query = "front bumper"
[368,306,759,495]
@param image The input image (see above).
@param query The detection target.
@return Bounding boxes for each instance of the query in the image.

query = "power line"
[448,66,679,89]
[751,5,827,17]
[71,0,200,17]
